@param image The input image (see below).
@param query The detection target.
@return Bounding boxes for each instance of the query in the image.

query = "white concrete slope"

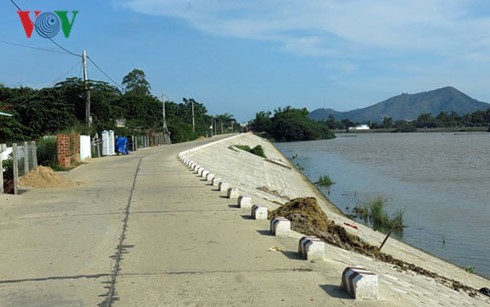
[0,133,487,306]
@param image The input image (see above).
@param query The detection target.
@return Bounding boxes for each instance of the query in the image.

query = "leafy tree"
[122,69,151,96]
[394,120,417,132]
[251,111,273,133]
[382,116,393,129]
[326,114,337,129]
[251,106,335,142]
[416,113,437,128]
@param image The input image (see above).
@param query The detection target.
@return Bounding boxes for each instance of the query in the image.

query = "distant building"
[348,124,370,131]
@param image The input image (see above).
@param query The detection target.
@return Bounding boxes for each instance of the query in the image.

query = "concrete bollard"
[298,236,325,260]
[219,182,230,192]
[197,167,204,175]
[237,196,252,209]
[198,168,206,176]
[251,205,268,220]
[227,187,239,199]
[341,266,378,300]
[202,170,209,178]
[206,173,215,182]
[212,177,221,186]
[270,217,291,236]
[193,164,200,171]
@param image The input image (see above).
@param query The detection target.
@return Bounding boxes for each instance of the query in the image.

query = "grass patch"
[234,144,267,158]
[315,174,334,187]
[353,197,404,233]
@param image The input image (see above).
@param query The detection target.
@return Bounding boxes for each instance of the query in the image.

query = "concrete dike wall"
[179,132,489,306]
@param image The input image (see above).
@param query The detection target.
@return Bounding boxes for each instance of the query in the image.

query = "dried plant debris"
[269,197,481,298]
[257,186,290,201]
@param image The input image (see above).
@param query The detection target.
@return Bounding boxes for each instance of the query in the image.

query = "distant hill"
[309,86,490,123]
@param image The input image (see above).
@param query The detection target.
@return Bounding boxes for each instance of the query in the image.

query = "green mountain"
[309,86,490,123]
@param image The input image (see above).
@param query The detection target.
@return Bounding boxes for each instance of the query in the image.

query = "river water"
[275,133,490,279]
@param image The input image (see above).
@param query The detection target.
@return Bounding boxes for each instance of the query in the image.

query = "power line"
[3,60,82,110]
[8,0,80,58]
[9,0,21,10]
[87,56,124,90]
[0,39,73,56]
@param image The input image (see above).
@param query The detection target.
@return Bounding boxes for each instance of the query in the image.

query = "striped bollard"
[298,236,324,260]
[341,266,378,300]
[237,196,252,209]
[227,188,239,199]
[219,182,230,192]
[270,217,291,236]
[251,205,268,220]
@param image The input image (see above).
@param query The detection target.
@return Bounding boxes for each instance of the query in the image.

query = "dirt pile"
[269,197,480,297]
[18,166,76,188]
[269,197,377,254]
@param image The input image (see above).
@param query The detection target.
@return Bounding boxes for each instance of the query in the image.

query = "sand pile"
[19,166,75,188]
[269,197,480,297]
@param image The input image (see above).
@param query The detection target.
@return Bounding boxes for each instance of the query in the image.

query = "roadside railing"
[1,141,38,195]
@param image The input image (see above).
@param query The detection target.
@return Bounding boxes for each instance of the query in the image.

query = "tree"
[122,69,151,96]
[326,114,337,129]
[251,106,335,142]
[214,113,237,134]
[251,111,273,133]
[416,113,437,128]
[382,116,393,129]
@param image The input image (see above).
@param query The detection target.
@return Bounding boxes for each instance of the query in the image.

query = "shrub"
[250,145,266,158]
[316,174,334,186]
[352,197,404,232]
[234,144,267,158]
[36,137,58,167]
[1,156,14,180]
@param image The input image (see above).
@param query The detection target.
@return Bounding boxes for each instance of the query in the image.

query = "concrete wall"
[80,135,91,161]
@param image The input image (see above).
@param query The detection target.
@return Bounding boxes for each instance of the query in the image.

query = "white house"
[349,124,370,131]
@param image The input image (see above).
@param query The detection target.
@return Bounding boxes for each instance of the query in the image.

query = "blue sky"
[2,0,490,121]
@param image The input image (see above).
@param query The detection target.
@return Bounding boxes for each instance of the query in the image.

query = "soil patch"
[18,166,78,188]
[269,197,480,298]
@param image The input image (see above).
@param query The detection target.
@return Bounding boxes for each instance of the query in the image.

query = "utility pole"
[191,99,195,132]
[82,50,91,127]
[161,92,171,144]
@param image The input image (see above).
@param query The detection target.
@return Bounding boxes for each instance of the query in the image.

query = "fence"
[1,141,38,195]
[91,132,167,158]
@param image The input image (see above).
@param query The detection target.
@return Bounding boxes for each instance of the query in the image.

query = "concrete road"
[0,138,365,306]
[0,135,486,306]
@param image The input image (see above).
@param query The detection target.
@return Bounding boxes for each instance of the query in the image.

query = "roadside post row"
[177,142,378,300]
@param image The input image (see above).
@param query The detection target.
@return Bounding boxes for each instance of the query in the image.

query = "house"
[348,124,370,131]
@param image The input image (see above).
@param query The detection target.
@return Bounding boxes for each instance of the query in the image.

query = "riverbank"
[0,133,487,305]
[184,132,489,305]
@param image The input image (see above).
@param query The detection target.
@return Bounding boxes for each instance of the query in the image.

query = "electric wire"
[2,60,83,111]
[0,39,73,56]
[8,0,21,11]
[87,56,124,90]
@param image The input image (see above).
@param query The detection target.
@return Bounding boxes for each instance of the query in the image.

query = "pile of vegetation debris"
[269,197,481,298]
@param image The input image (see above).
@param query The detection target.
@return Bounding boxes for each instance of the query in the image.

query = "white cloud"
[116,0,490,57]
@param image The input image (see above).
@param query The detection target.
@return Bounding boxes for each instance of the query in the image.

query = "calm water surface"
[275,133,490,279]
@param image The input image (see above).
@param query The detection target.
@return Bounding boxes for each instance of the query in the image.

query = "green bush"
[316,174,334,186]
[234,144,267,158]
[353,197,404,232]
[1,156,13,180]
[36,137,58,167]
[250,145,266,158]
